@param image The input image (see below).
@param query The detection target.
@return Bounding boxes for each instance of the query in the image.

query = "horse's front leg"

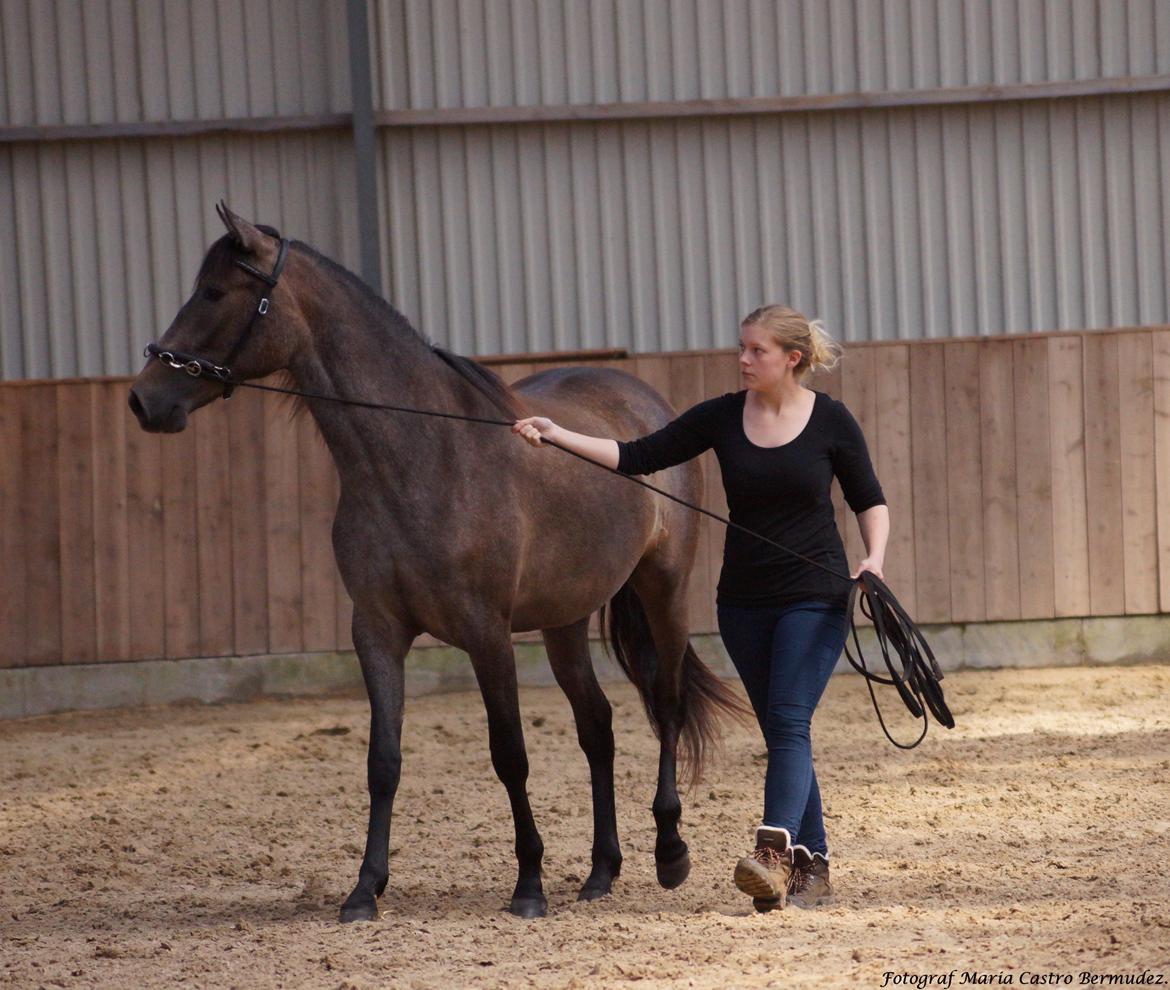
[468,632,547,918]
[339,609,416,923]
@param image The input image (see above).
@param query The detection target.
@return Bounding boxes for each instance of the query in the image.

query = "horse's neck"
[291,313,492,494]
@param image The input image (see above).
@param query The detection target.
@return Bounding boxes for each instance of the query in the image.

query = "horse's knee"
[366,740,402,797]
[489,741,529,786]
[574,703,615,759]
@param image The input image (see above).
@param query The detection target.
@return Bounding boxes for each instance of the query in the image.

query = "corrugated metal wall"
[31,0,1168,126]
[2,1,1170,379]
[372,0,1170,109]
[379,93,1170,353]
[0,0,351,125]
[0,133,360,379]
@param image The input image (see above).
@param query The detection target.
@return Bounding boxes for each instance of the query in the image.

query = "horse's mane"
[197,232,524,420]
[292,240,525,420]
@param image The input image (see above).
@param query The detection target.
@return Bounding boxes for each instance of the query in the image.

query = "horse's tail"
[599,583,751,788]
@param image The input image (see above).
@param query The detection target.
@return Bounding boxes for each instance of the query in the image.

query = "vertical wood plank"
[125,404,166,660]
[1013,337,1056,620]
[812,362,842,401]
[160,426,201,659]
[909,343,950,623]
[228,387,269,655]
[0,386,27,668]
[632,354,673,405]
[667,354,713,634]
[873,345,916,617]
[1048,335,1092,616]
[840,346,878,587]
[194,399,235,656]
[1117,331,1158,613]
[944,342,986,623]
[1154,330,1170,612]
[265,394,304,654]
[1082,332,1126,615]
[299,412,338,652]
[979,339,1021,621]
[22,385,63,665]
[57,384,98,663]
[92,383,131,661]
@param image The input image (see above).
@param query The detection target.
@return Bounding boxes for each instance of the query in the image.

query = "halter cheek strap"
[144,233,290,399]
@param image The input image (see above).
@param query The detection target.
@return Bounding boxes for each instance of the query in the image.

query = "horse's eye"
[202,286,225,302]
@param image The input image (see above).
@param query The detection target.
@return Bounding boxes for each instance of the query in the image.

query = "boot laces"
[788,865,811,894]
[750,845,788,871]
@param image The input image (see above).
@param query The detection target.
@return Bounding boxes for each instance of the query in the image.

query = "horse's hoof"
[753,896,781,914]
[338,896,381,923]
[577,882,612,902]
[655,849,691,890]
[508,896,548,919]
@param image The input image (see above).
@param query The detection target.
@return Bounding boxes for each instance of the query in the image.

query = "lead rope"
[145,362,953,747]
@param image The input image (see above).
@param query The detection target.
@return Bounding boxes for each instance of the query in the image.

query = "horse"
[128,203,747,922]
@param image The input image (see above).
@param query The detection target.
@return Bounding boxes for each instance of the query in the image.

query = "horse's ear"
[216,200,266,254]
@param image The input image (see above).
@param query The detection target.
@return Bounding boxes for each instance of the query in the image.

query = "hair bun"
[806,318,842,376]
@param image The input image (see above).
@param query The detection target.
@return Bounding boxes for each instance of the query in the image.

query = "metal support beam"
[6,74,1169,146]
[346,0,383,297]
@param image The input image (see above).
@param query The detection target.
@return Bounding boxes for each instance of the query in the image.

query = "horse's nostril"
[128,389,146,422]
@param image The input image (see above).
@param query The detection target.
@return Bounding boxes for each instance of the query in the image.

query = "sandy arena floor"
[2,663,1169,990]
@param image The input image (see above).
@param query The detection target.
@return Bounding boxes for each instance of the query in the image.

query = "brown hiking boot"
[787,847,833,909]
[734,826,792,911]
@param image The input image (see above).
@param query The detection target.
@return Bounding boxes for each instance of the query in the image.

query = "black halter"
[144,232,290,399]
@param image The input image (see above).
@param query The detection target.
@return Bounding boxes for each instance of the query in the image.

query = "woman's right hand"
[512,416,558,447]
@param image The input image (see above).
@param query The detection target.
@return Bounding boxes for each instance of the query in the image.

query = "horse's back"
[510,364,704,525]
[512,366,676,436]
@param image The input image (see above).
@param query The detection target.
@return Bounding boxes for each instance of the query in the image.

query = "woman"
[512,305,889,911]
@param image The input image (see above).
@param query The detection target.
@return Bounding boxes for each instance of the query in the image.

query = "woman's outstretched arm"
[512,416,620,469]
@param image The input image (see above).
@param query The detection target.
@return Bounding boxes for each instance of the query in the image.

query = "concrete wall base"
[3,614,1168,720]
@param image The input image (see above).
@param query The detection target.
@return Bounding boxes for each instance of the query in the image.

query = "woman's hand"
[512,416,558,447]
[851,557,884,581]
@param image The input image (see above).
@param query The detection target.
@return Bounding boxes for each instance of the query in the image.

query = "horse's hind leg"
[630,570,692,889]
[542,618,622,900]
[340,609,416,923]
[467,631,547,918]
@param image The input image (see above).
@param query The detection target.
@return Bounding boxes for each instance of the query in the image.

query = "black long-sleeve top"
[616,389,886,609]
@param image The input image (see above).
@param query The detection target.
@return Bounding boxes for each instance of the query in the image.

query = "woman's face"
[738,322,799,391]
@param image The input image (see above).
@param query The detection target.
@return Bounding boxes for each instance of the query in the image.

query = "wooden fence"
[1,327,1167,671]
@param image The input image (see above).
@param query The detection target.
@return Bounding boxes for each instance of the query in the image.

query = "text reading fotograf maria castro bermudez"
[881,972,1166,988]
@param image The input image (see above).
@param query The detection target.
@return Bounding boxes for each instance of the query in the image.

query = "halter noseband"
[144,231,290,399]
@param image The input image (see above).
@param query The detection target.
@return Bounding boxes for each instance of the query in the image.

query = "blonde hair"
[740,304,841,381]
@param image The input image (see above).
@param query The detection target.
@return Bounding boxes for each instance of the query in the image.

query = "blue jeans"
[717,600,848,856]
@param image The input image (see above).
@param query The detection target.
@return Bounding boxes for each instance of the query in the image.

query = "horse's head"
[128,202,305,432]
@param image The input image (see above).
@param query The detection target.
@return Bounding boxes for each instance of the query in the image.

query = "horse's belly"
[508,517,654,633]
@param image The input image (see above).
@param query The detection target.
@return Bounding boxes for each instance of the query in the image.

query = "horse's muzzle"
[128,386,189,434]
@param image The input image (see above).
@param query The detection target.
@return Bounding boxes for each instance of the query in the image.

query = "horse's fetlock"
[651,797,682,825]
[519,838,544,863]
